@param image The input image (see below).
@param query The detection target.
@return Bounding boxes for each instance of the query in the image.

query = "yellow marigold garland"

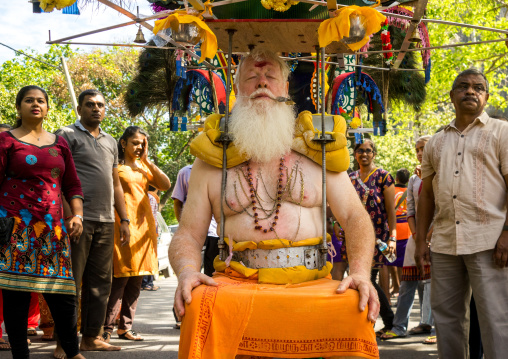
[261,0,299,12]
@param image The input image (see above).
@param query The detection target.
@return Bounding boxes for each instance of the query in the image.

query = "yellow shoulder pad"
[292,111,350,172]
[189,114,248,168]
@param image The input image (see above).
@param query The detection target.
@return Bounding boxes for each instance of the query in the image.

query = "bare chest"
[223,154,321,217]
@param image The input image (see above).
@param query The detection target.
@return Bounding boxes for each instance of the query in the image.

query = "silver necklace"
[22,126,42,141]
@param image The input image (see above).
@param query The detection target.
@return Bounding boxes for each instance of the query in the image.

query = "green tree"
[0,44,191,224]
[374,0,508,175]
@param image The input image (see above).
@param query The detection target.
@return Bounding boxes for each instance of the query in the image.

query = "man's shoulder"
[99,131,118,145]
[56,124,77,135]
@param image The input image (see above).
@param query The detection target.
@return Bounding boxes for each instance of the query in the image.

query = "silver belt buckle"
[231,245,325,270]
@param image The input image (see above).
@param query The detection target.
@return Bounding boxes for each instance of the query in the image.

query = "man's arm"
[415,173,435,275]
[113,168,130,246]
[327,170,379,323]
[493,174,508,268]
[174,198,184,223]
[169,159,218,318]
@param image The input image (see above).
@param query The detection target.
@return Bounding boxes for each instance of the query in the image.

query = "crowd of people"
[1,49,507,359]
[0,86,169,358]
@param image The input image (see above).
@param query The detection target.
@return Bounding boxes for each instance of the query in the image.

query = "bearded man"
[169,49,380,359]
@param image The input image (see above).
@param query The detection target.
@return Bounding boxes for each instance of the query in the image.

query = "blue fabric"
[62,3,80,15]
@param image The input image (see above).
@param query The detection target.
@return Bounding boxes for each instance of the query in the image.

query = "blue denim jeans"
[391,279,433,336]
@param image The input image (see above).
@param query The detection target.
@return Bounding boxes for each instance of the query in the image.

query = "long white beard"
[229,89,296,163]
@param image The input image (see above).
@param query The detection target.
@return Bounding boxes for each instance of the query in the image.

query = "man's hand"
[336,274,379,323]
[415,165,422,179]
[493,231,508,268]
[67,217,83,243]
[119,222,130,247]
[414,236,430,276]
[174,269,218,318]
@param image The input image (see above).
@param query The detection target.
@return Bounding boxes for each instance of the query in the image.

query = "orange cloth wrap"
[179,270,379,358]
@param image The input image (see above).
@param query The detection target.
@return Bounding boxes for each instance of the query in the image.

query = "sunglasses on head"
[355,148,374,155]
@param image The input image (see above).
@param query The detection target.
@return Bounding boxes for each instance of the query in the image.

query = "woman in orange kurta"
[103,126,170,341]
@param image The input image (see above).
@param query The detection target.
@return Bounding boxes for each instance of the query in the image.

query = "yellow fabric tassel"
[40,0,77,12]
[153,11,218,63]
[318,5,386,51]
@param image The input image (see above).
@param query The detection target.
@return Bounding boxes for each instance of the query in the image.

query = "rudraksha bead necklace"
[246,157,285,233]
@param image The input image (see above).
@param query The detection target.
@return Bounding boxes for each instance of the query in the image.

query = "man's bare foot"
[53,343,66,359]
[80,336,120,351]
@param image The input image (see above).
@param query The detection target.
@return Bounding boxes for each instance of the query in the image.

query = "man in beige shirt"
[416,68,508,359]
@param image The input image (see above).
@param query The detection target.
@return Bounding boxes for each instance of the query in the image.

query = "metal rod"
[218,29,236,261]
[294,58,424,72]
[60,56,79,120]
[355,37,508,55]
[320,46,328,259]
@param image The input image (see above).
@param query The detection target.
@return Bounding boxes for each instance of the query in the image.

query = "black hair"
[396,168,410,185]
[353,138,377,154]
[0,123,13,130]
[78,89,104,107]
[15,85,49,128]
[452,68,489,93]
[118,126,149,164]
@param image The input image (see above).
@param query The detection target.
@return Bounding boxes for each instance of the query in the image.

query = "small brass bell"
[172,24,200,46]
[409,27,422,43]
[134,26,146,44]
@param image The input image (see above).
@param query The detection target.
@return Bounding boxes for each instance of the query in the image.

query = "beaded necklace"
[226,157,305,236]
[248,157,284,233]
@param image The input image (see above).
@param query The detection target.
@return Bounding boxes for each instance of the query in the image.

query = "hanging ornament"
[39,0,77,12]
[380,19,394,65]
[287,52,301,72]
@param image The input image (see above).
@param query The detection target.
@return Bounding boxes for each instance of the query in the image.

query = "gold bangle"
[177,264,197,277]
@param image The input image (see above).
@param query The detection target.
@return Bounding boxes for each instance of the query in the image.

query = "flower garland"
[261,0,299,12]
[380,19,394,65]
[338,107,361,129]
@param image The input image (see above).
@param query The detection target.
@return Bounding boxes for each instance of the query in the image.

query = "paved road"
[22,276,437,358]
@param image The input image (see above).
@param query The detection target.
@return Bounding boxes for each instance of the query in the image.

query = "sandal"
[41,333,55,341]
[375,327,390,337]
[408,325,432,335]
[423,335,437,344]
[0,338,10,351]
[118,329,144,341]
[27,327,37,336]
[145,285,159,291]
[380,330,406,340]
[102,331,112,343]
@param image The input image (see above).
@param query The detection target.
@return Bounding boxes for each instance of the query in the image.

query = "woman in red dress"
[0,86,86,359]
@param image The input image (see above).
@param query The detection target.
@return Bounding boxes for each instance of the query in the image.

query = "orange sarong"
[179,270,379,358]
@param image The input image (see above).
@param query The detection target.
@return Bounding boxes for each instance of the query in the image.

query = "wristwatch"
[74,215,83,222]
[121,218,131,225]
[388,236,397,243]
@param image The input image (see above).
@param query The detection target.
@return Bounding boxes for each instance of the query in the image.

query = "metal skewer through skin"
[217,29,236,261]
[319,47,329,265]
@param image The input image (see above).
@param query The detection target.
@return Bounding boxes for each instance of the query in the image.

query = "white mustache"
[248,89,276,99]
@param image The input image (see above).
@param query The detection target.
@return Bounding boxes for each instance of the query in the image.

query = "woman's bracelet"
[177,264,197,277]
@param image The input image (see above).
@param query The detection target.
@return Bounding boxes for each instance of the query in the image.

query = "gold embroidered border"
[191,284,218,358]
[472,130,491,225]
[238,336,379,357]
